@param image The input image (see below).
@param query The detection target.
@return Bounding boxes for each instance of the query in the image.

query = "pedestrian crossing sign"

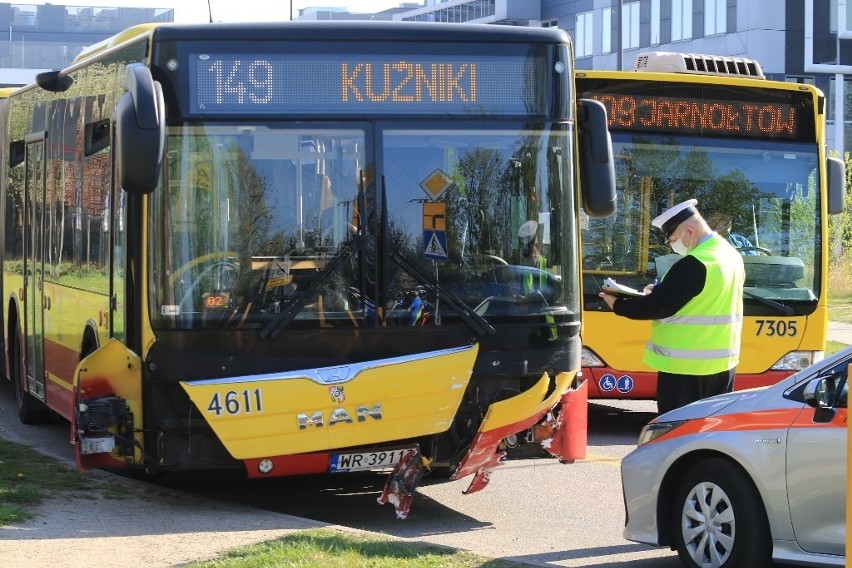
[423,230,448,261]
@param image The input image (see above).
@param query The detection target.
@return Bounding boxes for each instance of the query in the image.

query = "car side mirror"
[803,375,838,423]
[803,375,836,408]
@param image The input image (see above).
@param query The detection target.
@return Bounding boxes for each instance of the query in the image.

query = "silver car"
[621,347,848,568]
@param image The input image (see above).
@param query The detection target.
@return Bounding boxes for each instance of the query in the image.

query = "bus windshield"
[150,121,579,330]
[582,134,821,311]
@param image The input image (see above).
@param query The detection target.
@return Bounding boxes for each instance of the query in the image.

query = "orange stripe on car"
[651,407,847,444]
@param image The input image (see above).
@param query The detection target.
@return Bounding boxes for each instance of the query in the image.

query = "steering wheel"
[583,253,613,269]
[178,260,239,312]
[737,246,772,256]
[473,254,509,266]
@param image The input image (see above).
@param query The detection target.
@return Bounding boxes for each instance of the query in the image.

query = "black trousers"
[656,368,735,415]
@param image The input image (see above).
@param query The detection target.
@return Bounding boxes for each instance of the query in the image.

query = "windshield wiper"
[380,177,494,338]
[260,240,357,339]
[389,247,495,337]
[743,290,796,316]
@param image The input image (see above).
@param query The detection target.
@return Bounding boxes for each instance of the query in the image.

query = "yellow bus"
[2,22,615,518]
[576,52,845,401]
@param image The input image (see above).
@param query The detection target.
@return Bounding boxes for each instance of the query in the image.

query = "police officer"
[518,220,547,294]
[598,199,745,414]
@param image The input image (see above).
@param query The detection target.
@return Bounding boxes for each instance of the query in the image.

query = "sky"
[40,1,424,24]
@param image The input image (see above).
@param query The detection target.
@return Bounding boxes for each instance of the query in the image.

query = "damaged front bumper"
[378,372,587,518]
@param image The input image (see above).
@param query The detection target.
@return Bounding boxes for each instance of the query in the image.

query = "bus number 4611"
[207,389,263,416]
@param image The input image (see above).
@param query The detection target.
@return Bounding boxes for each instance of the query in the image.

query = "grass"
[828,253,852,360]
[828,251,852,323]
[187,529,519,568]
[826,340,848,355]
[827,252,852,300]
[828,296,852,324]
[0,436,93,525]
[826,254,852,354]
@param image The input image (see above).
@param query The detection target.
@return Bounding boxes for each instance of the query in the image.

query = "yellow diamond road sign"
[420,169,453,201]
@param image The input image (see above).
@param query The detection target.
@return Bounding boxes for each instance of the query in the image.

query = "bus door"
[23,133,47,403]
[108,172,124,342]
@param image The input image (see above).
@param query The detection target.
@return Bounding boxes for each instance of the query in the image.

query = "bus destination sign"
[588,93,800,139]
[190,53,545,116]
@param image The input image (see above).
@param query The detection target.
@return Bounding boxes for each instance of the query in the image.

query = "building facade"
[0,3,173,87]
[296,3,422,20]
[395,0,540,25]
[391,0,852,154]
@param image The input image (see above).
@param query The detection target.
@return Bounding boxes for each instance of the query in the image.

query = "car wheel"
[673,457,771,568]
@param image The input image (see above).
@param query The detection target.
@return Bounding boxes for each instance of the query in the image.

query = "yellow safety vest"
[523,256,548,294]
[643,235,744,375]
[523,256,557,340]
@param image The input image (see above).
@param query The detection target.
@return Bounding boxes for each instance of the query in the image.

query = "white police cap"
[652,199,698,239]
[518,220,538,244]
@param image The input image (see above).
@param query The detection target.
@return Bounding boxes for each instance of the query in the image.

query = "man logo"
[297,405,383,429]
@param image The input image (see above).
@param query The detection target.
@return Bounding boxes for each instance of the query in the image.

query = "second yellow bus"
[576,52,844,400]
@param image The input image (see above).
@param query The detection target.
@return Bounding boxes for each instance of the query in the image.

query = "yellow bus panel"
[181,344,478,459]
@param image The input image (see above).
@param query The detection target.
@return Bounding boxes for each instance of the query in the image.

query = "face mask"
[670,230,691,255]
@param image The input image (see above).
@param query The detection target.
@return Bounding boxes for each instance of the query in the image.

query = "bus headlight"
[770,350,823,371]
[581,347,605,367]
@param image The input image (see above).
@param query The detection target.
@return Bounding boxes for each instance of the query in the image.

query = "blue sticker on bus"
[616,375,634,393]
[599,374,616,392]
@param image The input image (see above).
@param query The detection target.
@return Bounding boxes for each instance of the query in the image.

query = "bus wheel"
[11,324,51,424]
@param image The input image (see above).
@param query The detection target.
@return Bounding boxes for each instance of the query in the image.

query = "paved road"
[0,382,679,567]
[828,321,852,344]
[157,399,681,567]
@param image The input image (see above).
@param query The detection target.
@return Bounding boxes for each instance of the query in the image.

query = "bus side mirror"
[577,98,616,218]
[827,156,845,215]
[114,63,164,195]
[35,69,74,93]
